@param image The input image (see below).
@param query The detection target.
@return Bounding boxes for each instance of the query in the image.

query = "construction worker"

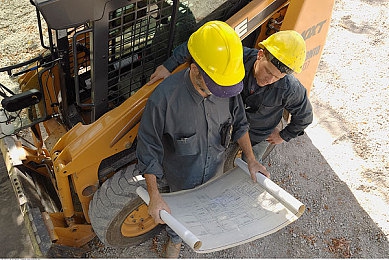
[148,30,313,163]
[136,21,269,258]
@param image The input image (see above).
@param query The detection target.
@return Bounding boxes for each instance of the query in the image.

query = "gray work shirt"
[136,69,248,191]
[241,48,313,143]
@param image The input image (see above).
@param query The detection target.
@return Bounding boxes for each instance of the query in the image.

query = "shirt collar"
[184,69,217,104]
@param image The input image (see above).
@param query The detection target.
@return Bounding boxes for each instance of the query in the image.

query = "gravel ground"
[1,0,388,258]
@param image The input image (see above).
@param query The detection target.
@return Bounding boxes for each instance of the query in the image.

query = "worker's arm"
[231,95,270,181]
[144,173,171,224]
[237,132,270,181]
[148,45,256,86]
[280,77,313,142]
[136,92,170,224]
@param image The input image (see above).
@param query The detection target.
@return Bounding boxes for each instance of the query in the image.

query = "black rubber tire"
[223,142,242,172]
[88,165,162,248]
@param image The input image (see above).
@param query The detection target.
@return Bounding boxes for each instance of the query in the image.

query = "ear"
[190,63,201,75]
[257,49,265,60]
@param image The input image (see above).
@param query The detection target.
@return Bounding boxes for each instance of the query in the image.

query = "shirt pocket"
[259,97,283,115]
[174,133,198,156]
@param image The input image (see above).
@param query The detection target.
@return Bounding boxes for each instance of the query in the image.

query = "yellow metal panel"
[281,0,335,93]
[51,64,188,223]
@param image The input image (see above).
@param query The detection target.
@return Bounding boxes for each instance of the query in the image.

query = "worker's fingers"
[147,65,171,85]
[250,171,258,183]
[155,218,165,225]
[247,160,270,182]
[147,72,159,85]
[259,169,270,178]
[147,197,171,224]
[251,169,270,182]
[148,207,165,224]
[266,138,282,145]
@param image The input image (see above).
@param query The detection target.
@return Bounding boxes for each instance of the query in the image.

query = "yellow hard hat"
[188,20,244,96]
[258,30,306,73]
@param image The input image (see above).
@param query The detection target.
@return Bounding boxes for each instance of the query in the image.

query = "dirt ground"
[0,0,388,258]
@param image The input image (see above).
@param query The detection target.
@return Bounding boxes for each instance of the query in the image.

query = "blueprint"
[137,159,305,253]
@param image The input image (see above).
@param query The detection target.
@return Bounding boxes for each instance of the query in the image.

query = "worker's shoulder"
[243,47,258,63]
[243,46,258,55]
[274,74,305,92]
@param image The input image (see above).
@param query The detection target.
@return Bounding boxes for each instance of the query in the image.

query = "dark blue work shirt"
[136,69,248,191]
[241,48,313,144]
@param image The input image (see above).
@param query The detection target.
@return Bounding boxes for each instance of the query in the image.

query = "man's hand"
[266,128,284,144]
[246,158,270,182]
[148,193,171,224]
[144,174,171,224]
[147,65,171,85]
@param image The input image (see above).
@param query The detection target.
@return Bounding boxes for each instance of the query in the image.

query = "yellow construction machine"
[0,0,334,256]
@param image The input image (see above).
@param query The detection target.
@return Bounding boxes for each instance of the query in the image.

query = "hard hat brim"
[200,69,243,98]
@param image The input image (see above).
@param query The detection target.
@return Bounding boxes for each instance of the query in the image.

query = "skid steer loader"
[0,0,334,256]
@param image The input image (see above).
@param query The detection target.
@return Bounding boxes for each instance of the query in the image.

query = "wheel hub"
[121,203,157,237]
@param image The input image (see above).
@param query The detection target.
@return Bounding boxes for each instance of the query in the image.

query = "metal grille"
[28,0,257,126]
[103,0,253,110]
[86,0,250,120]
[106,0,195,108]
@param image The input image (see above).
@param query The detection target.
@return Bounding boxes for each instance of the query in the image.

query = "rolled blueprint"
[136,186,202,250]
[235,158,305,216]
